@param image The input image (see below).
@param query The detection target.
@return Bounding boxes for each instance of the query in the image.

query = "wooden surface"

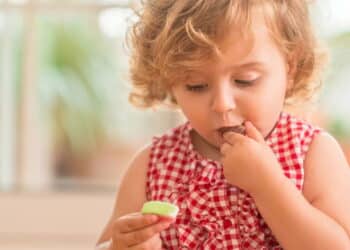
[0,192,115,250]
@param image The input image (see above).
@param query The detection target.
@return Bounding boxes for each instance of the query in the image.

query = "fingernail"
[147,215,159,222]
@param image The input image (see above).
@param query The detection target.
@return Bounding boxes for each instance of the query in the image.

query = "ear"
[170,92,177,104]
[169,87,178,104]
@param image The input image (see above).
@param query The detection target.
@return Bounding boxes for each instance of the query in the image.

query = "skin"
[96,146,173,250]
[96,12,350,250]
[171,18,291,161]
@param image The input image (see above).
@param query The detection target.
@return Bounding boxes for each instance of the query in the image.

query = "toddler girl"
[96,1,350,249]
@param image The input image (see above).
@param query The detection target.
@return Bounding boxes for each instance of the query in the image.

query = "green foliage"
[323,31,350,139]
[327,118,350,140]
[328,31,350,48]
[38,18,117,153]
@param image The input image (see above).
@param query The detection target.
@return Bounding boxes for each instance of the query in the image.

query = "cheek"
[253,85,286,118]
[241,85,286,136]
[258,77,287,105]
[174,93,207,120]
[177,95,199,111]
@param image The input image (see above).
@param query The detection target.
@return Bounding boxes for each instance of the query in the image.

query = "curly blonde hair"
[127,0,328,108]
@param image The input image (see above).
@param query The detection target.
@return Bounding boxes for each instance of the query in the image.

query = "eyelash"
[235,79,256,85]
[185,84,208,92]
[185,79,257,92]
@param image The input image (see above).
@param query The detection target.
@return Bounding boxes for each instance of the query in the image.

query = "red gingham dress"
[146,112,321,249]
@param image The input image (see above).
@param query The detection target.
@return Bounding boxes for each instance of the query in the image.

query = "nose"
[211,82,236,114]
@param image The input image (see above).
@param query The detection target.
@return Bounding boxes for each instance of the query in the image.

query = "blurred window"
[0,0,183,193]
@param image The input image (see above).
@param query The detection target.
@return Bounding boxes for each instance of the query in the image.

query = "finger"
[116,213,159,233]
[121,220,173,247]
[244,121,265,143]
[223,131,246,145]
[128,233,162,250]
[220,142,231,155]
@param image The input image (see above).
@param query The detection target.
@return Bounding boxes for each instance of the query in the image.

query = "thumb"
[244,121,265,143]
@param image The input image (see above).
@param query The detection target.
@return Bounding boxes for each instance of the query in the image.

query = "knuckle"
[132,232,141,243]
[112,231,125,245]
[112,219,120,232]
[141,229,153,241]
[133,230,150,244]
[113,215,129,230]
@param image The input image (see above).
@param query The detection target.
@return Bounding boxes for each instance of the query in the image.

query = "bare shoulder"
[303,132,350,201]
[96,144,152,244]
[303,131,350,234]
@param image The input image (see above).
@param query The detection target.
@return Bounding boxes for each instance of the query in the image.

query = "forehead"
[201,15,283,72]
[165,4,288,83]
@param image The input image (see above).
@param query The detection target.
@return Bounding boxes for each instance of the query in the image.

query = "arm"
[95,145,151,248]
[251,132,350,250]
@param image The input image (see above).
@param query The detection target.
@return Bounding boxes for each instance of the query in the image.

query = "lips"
[217,124,246,137]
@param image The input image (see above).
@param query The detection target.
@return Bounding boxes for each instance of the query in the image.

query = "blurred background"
[0,0,349,249]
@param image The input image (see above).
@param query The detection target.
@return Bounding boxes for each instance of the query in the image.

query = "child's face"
[171,15,292,149]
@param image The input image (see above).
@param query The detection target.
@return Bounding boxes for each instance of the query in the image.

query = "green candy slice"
[141,201,179,218]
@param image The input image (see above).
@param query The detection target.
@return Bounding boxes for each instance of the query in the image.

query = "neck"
[190,130,222,162]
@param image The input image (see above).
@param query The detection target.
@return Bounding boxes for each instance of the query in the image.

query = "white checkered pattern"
[146,112,321,249]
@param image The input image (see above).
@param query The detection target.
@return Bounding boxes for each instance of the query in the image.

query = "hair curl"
[127,0,328,108]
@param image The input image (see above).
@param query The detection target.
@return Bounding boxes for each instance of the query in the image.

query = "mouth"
[217,124,246,137]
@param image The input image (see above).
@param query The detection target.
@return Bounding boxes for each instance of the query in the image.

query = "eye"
[185,84,208,92]
[235,79,254,84]
[235,78,258,86]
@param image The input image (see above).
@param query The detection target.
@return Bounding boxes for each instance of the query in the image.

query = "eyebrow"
[182,61,267,80]
[232,61,266,70]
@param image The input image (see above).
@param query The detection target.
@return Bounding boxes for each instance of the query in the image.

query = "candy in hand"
[141,201,179,218]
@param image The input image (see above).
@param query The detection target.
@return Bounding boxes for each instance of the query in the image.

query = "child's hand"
[110,212,174,250]
[220,121,284,195]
